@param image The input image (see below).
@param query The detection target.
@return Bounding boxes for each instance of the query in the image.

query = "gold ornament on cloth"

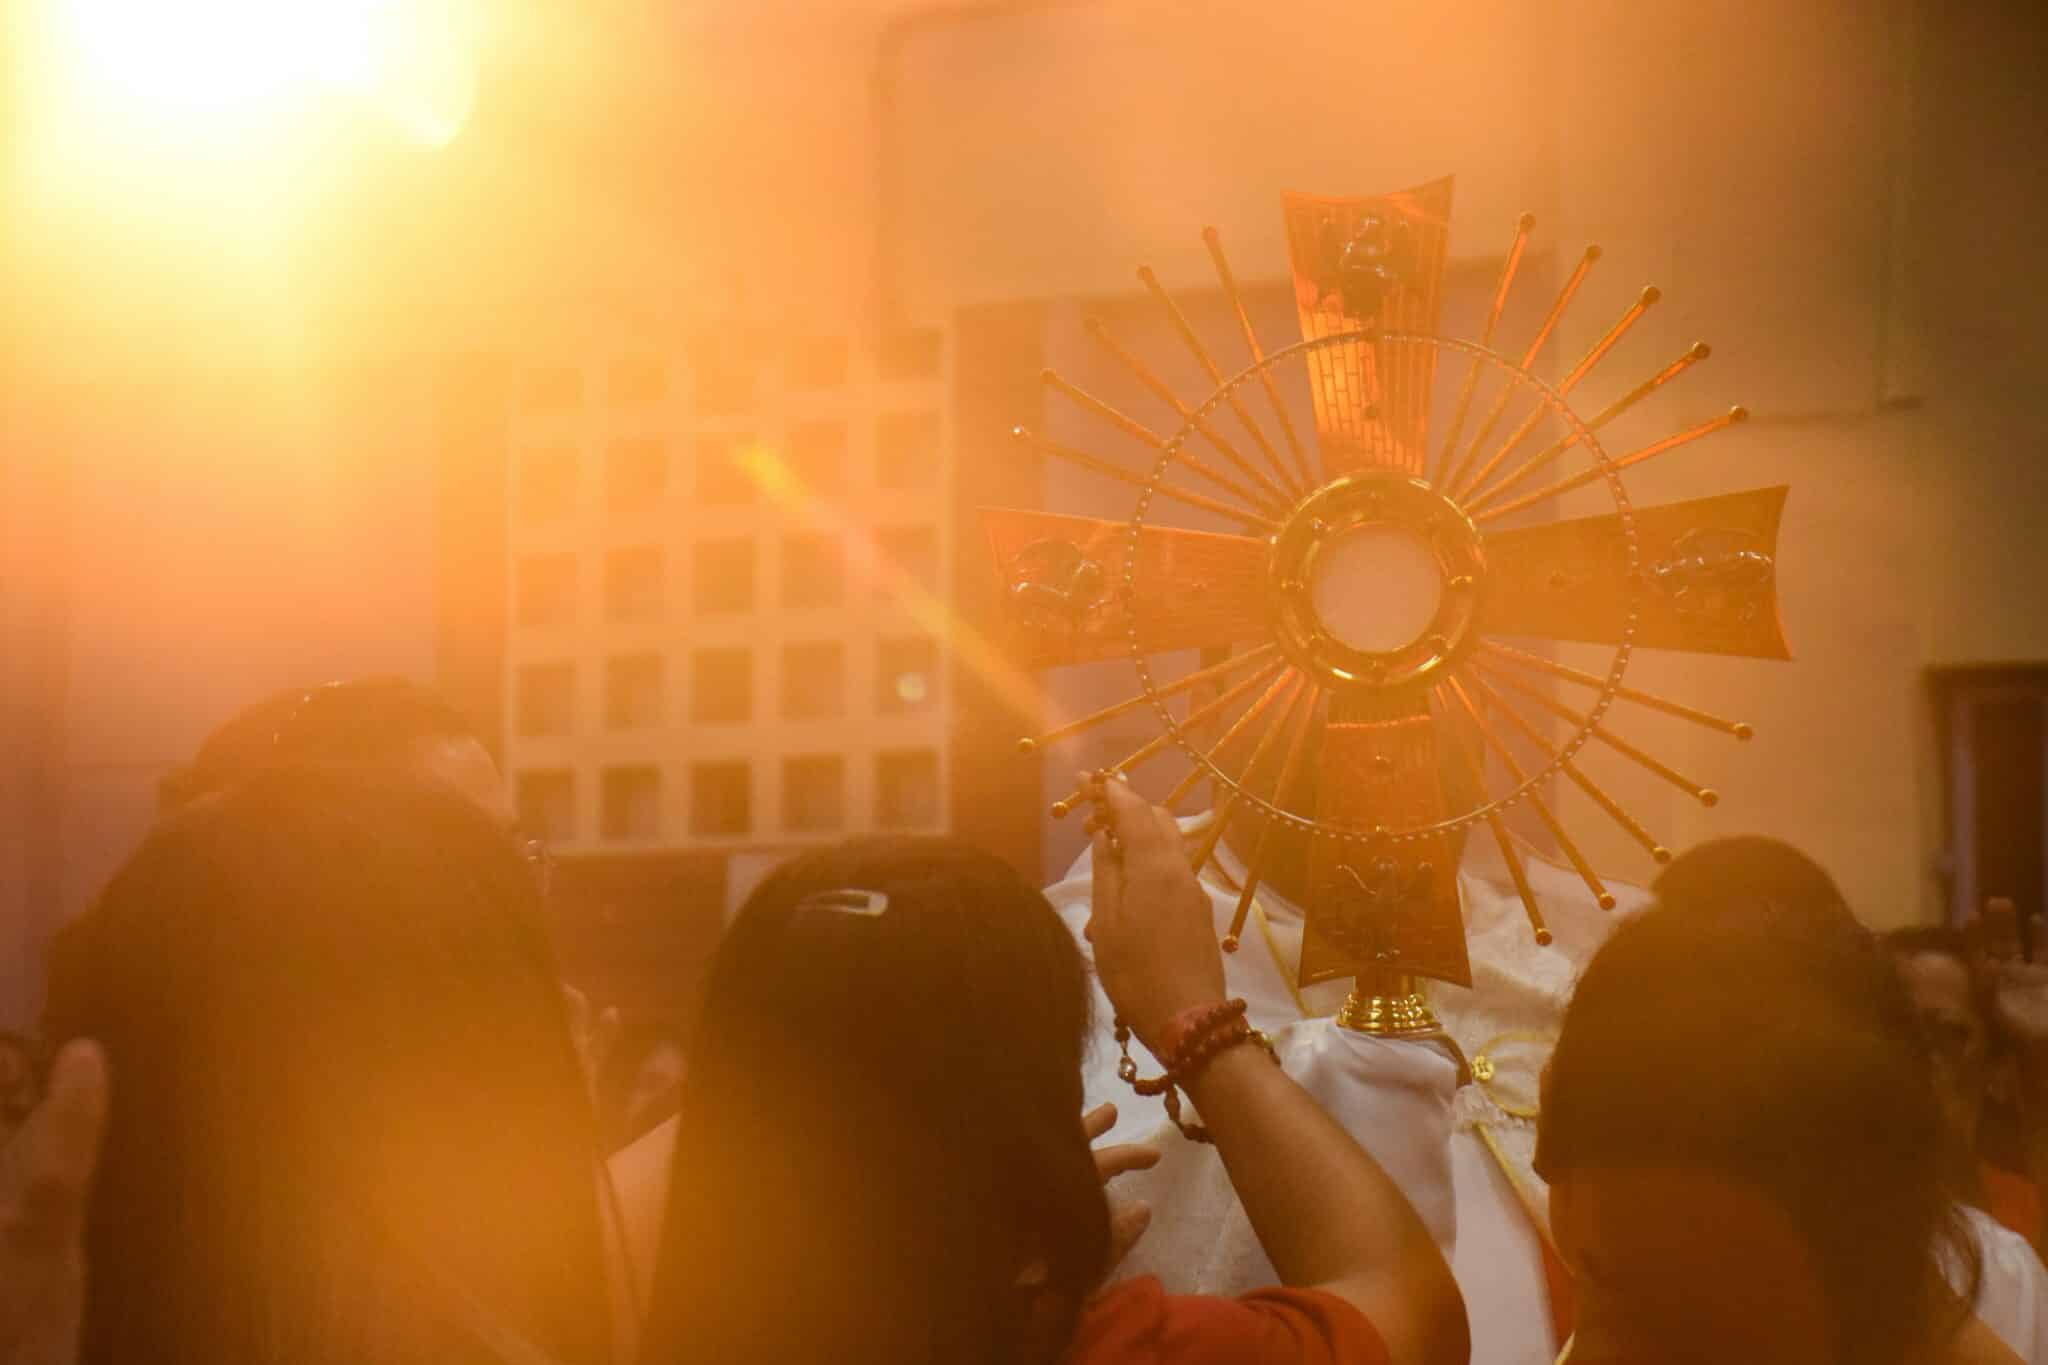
[1466,1030,1553,1121]
[987,177,1788,1036]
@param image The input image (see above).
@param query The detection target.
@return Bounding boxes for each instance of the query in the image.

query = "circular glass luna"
[1267,474,1486,695]
[1308,524,1445,654]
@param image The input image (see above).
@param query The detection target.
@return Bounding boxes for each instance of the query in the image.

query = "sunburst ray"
[1452,285,1661,502]
[1432,211,1537,487]
[1018,644,1280,753]
[1442,244,1601,493]
[1204,225,1317,487]
[1039,372,1272,514]
[1085,317,1292,510]
[1137,264,1303,497]
[1463,670,1674,864]
[1464,341,1713,511]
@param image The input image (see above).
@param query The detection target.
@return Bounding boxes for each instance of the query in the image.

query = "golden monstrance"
[985,178,1788,1038]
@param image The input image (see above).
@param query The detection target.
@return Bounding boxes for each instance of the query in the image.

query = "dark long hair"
[45,769,612,1365]
[156,678,483,813]
[640,837,1110,1365]
[1537,838,1975,1364]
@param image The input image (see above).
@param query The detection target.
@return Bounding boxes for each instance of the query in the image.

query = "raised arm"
[1084,775,1468,1365]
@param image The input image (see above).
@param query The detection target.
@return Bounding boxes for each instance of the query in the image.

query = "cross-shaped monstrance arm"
[981,507,1272,669]
[1477,484,1792,659]
[1281,177,1454,480]
[1298,694,1472,990]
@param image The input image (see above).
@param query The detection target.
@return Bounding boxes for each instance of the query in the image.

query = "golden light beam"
[1184,674,1309,874]
[1445,677,1615,910]
[1442,244,1602,495]
[741,447,1050,736]
[1224,691,1323,950]
[1137,265,1304,498]
[1473,661,1720,807]
[1084,317,1293,512]
[1018,646,1280,753]
[1436,685,1551,945]
[1039,371,1271,515]
[1048,661,1297,818]
[1009,427,1278,533]
[1461,669,1673,863]
[1432,212,1536,489]
[1163,665,1301,810]
[1471,405,1749,525]
[1477,640,1754,739]
[1453,285,1661,503]
[1204,226,1317,489]
[1464,341,1712,513]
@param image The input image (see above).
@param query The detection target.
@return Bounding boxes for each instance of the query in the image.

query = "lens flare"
[44,0,477,147]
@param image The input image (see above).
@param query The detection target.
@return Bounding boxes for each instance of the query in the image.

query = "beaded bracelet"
[1112,999,1279,1144]
[1156,998,1248,1072]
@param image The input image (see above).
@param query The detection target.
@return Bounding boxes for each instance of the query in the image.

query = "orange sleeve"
[1981,1160,2044,1246]
[1068,1276,1392,1365]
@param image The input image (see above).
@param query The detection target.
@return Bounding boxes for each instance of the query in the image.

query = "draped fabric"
[1045,820,1613,1365]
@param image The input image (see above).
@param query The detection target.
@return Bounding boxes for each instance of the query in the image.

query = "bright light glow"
[14,0,486,387]
[45,0,478,148]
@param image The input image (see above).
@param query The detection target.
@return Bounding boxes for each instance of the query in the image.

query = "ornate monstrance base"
[1336,967,1471,1085]
[1334,968,1441,1037]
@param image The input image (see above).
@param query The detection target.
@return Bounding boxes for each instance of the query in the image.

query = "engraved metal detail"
[1006,538,1106,632]
[1323,856,1436,964]
[1320,212,1418,321]
[1649,528,1776,625]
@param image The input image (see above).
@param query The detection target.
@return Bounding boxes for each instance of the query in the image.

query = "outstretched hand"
[1965,899,2048,1055]
[1083,1102,1159,1271]
[1992,959,2048,1056]
[1082,773,1226,1053]
[0,1041,108,1365]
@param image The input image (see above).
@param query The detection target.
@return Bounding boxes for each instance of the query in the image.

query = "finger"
[1151,802,1182,851]
[1093,1141,1162,1182]
[1101,779,1166,859]
[16,1040,109,1252]
[1107,1199,1152,1265]
[562,984,592,1038]
[1082,1102,1117,1142]
[1090,830,1124,906]
[593,1006,623,1063]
